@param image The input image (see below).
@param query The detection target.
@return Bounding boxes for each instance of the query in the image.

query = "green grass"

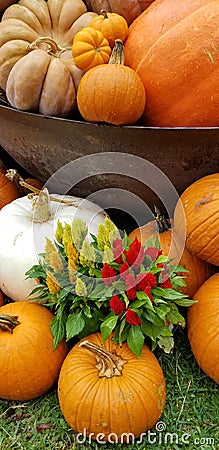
[0,328,218,450]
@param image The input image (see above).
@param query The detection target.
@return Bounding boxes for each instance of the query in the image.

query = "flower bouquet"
[26,217,195,357]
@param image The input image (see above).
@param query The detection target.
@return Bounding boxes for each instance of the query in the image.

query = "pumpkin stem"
[79,340,127,378]
[109,39,125,65]
[32,188,52,223]
[100,10,108,19]
[0,314,20,333]
[6,169,27,196]
[153,206,171,233]
[27,37,70,57]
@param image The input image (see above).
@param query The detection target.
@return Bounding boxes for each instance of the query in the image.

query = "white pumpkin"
[0,189,107,301]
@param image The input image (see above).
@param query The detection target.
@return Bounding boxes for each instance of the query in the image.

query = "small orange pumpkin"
[0,301,67,400]
[72,26,111,71]
[187,273,219,384]
[129,212,213,298]
[58,332,166,441]
[89,10,128,47]
[77,39,146,125]
[84,0,155,25]
[174,173,219,266]
[0,172,19,209]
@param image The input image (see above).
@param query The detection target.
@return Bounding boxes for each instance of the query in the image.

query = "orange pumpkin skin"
[124,0,219,127]
[72,26,111,72]
[129,219,213,298]
[58,332,166,441]
[174,173,219,266]
[0,290,4,307]
[187,273,219,384]
[84,0,154,25]
[0,302,67,400]
[89,11,128,47]
[0,172,19,209]
[77,63,146,125]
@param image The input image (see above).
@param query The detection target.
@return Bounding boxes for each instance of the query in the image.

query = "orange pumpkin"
[89,10,128,47]
[174,173,219,266]
[72,26,111,72]
[129,214,213,298]
[84,0,154,25]
[58,332,166,441]
[0,301,67,400]
[187,273,219,384]
[0,172,19,209]
[124,0,219,127]
[77,39,146,125]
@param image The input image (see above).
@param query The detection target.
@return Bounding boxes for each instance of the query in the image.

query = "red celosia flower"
[124,238,145,269]
[126,287,137,301]
[110,295,126,315]
[125,308,141,326]
[101,263,117,286]
[144,286,153,301]
[160,279,173,289]
[119,262,129,280]
[145,246,162,261]
[136,272,157,290]
[113,239,124,264]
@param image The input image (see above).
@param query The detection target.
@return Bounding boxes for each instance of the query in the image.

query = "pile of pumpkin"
[0,0,218,127]
[0,162,218,442]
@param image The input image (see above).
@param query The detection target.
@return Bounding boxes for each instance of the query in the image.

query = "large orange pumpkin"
[187,273,219,384]
[0,301,67,400]
[124,0,219,127]
[174,173,219,266]
[129,214,213,298]
[58,332,166,441]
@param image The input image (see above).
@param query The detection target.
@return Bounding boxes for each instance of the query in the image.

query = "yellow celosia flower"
[46,270,60,296]
[66,241,78,264]
[55,219,64,244]
[79,239,96,268]
[102,247,114,263]
[44,238,63,272]
[75,277,87,297]
[72,218,88,251]
[62,224,72,253]
[68,260,77,284]
[97,217,119,252]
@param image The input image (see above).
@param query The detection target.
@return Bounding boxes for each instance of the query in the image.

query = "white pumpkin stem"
[0,314,20,333]
[27,37,71,57]
[32,188,52,223]
[79,340,127,378]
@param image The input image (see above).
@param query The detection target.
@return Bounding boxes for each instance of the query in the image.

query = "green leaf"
[152,287,188,300]
[66,312,85,341]
[50,314,66,350]
[174,298,198,307]
[100,315,118,343]
[136,291,155,311]
[77,309,104,339]
[155,304,170,320]
[141,318,161,342]
[167,304,185,326]
[158,336,174,354]
[83,304,92,318]
[90,281,108,299]
[127,325,144,357]
[143,310,164,327]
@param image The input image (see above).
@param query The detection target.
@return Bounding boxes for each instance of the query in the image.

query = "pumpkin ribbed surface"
[174,173,219,266]
[58,332,166,440]
[124,0,219,127]
[0,301,67,400]
[77,63,146,125]
[187,273,219,384]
